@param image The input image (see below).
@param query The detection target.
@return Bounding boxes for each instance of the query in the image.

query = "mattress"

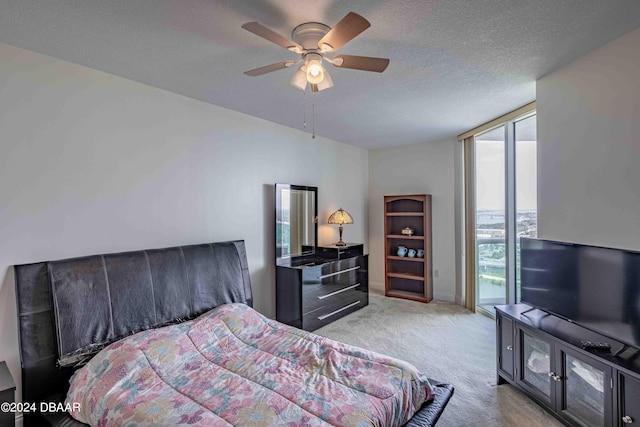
[66,303,434,426]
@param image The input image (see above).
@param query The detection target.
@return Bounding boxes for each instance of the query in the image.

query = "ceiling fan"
[242,12,390,92]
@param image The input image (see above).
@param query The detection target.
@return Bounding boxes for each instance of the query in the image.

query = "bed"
[15,240,453,426]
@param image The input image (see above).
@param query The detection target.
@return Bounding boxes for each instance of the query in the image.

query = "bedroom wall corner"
[368,138,459,303]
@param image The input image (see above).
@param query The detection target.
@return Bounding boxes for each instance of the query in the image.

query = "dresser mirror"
[275,184,318,265]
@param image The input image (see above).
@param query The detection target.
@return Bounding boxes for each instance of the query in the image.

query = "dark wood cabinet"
[619,373,640,426]
[555,344,613,427]
[515,323,556,408]
[497,305,640,427]
[276,245,368,331]
[497,315,515,382]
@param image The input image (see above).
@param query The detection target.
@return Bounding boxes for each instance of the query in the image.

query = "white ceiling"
[1,1,639,149]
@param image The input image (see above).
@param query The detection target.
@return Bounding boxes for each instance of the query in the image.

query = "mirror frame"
[275,183,318,265]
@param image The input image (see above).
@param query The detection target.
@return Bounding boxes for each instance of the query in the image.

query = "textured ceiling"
[1,0,639,149]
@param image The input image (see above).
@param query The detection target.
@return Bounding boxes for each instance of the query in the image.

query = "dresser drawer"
[315,257,362,281]
[318,244,364,260]
[303,289,367,331]
[303,273,361,306]
[303,281,366,315]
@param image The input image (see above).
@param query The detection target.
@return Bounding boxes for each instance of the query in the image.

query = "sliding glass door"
[475,126,507,309]
[474,113,537,313]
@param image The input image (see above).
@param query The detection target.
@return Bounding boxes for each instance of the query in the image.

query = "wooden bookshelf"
[384,194,433,303]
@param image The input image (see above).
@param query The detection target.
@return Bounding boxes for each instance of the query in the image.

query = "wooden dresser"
[276,244,368,331]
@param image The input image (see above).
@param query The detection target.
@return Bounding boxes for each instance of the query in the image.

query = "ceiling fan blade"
[244,61,292,76]
[318,12,370,52]
[242,22,302,51]
[333,55,389,72]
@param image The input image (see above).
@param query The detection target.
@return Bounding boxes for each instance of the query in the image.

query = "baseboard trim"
[433,291,455,302]
[455,294,464,306]
[371,281,458,303]
[369,281,385,293]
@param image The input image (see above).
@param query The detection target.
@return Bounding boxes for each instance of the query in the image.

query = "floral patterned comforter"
[67,303,434,426]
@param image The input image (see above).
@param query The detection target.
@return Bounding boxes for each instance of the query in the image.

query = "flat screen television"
[520,238,640,350]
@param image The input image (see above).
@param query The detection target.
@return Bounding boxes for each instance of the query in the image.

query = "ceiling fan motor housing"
[292,22,331,51]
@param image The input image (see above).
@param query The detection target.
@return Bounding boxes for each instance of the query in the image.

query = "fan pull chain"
[301,87,315,139]
[303,88,307,130]
[311,89,316,139]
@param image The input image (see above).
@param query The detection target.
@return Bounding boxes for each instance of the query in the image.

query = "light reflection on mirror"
[276,184,317,263]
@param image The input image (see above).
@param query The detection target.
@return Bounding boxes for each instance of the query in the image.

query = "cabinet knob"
[547,372,562,381]
[623,415,634,424]
[506,345,513,351]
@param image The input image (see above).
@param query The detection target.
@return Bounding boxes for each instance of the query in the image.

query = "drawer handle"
[506,345,513,351]
[317,301,361,320]
[318,266,360,279]
[317,283,360,300]
[623,416,634,424]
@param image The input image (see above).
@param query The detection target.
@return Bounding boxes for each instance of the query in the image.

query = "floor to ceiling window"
[461,103,537,315]
[475,125,507,310]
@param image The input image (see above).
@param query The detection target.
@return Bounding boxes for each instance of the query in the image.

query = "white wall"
[0,42,369,405]
[368,139,461,303]
[537,28,640,251]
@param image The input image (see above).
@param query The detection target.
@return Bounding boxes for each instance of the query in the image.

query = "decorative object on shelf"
[328,208,354,247]
[397,246,408,257]
[401,227,415,236]
[417,248,424,258]
[408,249,416,258]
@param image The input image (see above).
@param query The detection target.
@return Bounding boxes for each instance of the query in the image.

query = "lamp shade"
[328,208,354,225]
[313,69,333,92]
[290,65,307,91]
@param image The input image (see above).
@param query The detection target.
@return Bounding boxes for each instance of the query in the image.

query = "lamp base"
[335,240,347,246]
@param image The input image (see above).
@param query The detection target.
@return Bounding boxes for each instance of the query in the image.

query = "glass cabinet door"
[517,326,554,405]
[556,346,612,427]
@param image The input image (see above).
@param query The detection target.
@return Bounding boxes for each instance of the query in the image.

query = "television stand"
[496,304,640,426]
[519,306,551,320]
[613,344,629,357]
[612,345,640,363]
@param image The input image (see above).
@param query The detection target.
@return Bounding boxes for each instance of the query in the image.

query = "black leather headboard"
[14,240,252,423]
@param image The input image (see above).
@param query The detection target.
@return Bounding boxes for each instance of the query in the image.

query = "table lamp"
[327,208,354,246]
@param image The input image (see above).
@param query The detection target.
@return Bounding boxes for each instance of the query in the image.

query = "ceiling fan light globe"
[304,53,325,84]
[309,64,321,76]
[290,66,307,91]
[315,69,333,91]
[306,60,325,84]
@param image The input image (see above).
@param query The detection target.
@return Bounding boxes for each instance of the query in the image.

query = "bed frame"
[15,240,453,427]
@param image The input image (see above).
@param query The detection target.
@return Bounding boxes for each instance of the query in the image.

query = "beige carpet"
[315,293,562,427]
